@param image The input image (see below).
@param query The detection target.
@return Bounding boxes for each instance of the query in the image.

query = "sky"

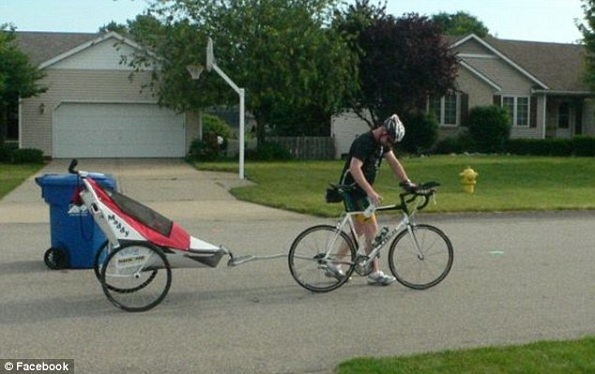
[0,0,586,44]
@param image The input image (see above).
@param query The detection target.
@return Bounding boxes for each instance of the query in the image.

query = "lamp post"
[187,37,245,180]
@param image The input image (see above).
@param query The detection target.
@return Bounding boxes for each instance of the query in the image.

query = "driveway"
[0,159,593,373]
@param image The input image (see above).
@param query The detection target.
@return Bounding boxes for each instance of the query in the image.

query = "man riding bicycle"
[329,114,416,285]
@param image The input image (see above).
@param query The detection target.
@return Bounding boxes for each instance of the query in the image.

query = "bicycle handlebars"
[333,181,440,214]
[68,159,78,174]
[399,181,440,211]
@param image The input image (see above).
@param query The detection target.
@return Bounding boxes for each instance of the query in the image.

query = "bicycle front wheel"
[288,225,355,292]
[388,224,453,290]
[100,242,172,312]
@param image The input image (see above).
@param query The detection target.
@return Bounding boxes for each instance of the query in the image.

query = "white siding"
[331,111,371,159]
[50,39,140,70]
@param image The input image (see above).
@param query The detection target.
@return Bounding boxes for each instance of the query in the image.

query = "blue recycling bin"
[36,173,117,269]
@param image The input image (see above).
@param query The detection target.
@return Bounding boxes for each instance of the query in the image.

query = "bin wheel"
[44,247,69,270]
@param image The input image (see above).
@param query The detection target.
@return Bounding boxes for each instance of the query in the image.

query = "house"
[15,31,200,158]
[332,33,595,158]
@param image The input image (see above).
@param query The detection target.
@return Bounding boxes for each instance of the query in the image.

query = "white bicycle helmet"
[382,114,405,143]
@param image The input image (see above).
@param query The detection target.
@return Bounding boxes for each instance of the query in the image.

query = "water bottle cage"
[373,227,396,248]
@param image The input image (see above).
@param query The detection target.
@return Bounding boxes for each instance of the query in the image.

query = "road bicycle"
[288,182,453,292]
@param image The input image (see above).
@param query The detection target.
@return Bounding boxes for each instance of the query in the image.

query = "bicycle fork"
[405,223,425,260]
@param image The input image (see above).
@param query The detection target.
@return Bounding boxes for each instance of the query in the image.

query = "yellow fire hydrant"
[459,166,478,193]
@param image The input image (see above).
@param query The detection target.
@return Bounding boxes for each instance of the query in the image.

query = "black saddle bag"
[325,185,343,203]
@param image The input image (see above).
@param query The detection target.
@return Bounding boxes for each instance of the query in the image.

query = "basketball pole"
[187,37,245,180]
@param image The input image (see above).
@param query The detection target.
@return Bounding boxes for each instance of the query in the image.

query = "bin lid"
[35,173,115,187]
[35,173,116,190]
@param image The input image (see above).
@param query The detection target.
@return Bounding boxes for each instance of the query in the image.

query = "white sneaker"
[325,262,346,281]
[367,271,396,286]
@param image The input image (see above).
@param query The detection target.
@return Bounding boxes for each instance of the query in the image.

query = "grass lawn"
[196,155,595,372]
[197,155,595,216]
[337,336,595,374]
[0,163,45,197]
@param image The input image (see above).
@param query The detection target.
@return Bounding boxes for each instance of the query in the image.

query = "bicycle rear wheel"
[288,225,355,292]
[388,224,453,290]
[100,242,172,312]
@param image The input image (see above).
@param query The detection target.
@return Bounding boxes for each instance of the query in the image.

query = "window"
[502,96,530,127]
[429,93,459,126]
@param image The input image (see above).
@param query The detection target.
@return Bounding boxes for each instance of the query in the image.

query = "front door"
[556,102,574,138]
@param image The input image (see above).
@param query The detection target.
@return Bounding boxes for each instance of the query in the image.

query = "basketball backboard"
[206,37,214,71]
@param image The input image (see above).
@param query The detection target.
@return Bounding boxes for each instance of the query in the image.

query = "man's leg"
[353,215,381,273]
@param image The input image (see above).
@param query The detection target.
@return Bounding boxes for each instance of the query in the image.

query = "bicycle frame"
[288,181,453,293]
[330,202,418,269]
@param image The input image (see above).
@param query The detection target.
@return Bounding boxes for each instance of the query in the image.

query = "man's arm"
[384,149,411,183]
[349,157,382,205]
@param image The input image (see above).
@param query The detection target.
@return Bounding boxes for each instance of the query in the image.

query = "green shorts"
[343,191,370,213]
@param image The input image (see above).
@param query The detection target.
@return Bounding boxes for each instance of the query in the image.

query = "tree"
[334,1,459,128]
[125,0,357,144]
[0,25,47,145]
[432,11,489,37]
[579,0,595,89]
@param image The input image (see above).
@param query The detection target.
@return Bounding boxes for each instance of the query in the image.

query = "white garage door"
[53,103,185,158]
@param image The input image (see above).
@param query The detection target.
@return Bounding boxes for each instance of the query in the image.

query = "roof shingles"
[485,37,587,92]
[16,31,99,66]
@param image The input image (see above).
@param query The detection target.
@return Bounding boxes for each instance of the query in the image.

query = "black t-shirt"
[340,131,390,193]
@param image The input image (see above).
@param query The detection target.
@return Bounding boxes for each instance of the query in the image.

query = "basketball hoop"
[186,64,204,80]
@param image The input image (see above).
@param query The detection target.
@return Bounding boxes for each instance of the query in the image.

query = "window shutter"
[493,95,501,106]
[530,97,537,128]
[575,101,583,135]
[460,93,469,126]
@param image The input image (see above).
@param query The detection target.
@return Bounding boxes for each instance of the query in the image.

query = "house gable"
[451,34,549,91]
[40,32,146,71]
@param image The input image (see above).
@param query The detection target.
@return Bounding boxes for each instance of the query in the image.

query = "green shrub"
[0,146,44,164]
[434,134,473,154]
[187,133,225,162]
[400,111,439,154]
[186,114,235,162]
[467,105,511,153]
[572,136,595,156]
[203,113,234,139]
[506,138,573,156]
[547,138,573,156]
[0,145,12,162]
[246,141,292,161]
[10,148,44,164]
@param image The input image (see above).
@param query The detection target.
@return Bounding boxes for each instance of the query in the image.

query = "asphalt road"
[0,159,593,373]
